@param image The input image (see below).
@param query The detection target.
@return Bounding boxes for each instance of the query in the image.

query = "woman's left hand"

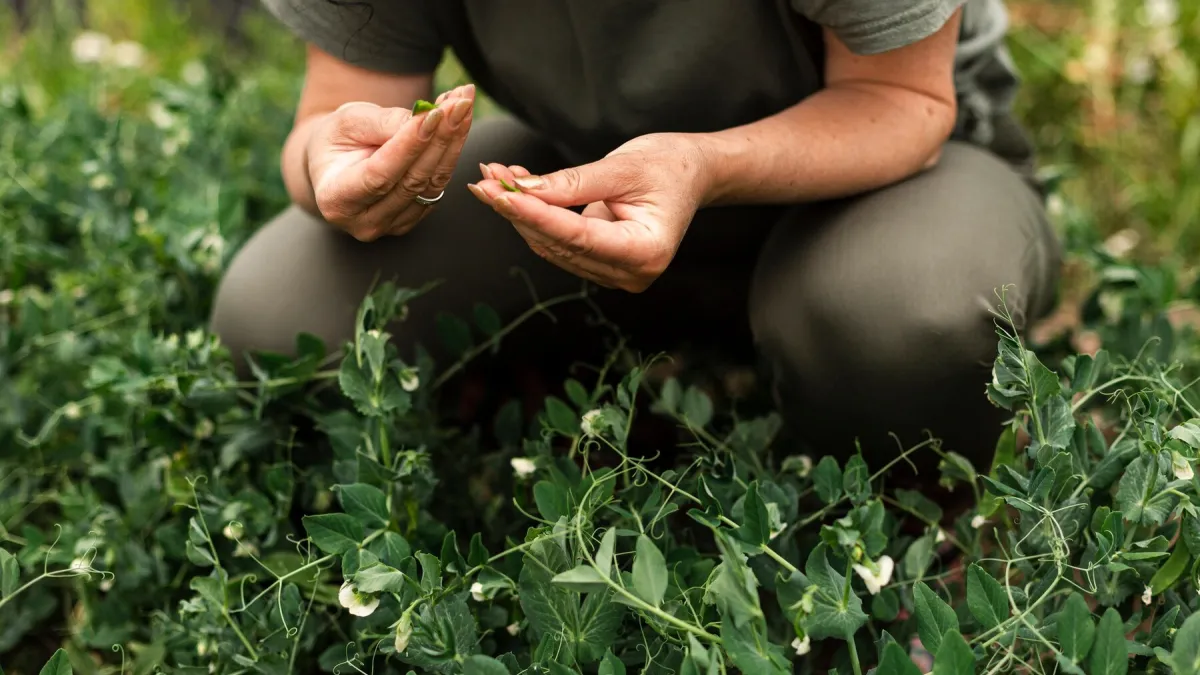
[467,133,711,292]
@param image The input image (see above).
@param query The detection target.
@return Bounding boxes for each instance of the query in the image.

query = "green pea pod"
[411,99,437,114]
[499,179,521,193]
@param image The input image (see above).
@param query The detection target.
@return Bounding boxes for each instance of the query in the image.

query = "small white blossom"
[195,419,215,440]
[1173,452,1194,481]
[935,528,947,544]
[186,329,206,350]
[110,40,147,69]
[197,640,209,657]
[971,515,987,529]
[851,555,894,595]
[511,457,537,478]
[400,368,420,392]
[794,455,813,478]
[338,582,379,617]
[99,578,113,592]
[69,557,90,572]
[470,582,486,602]
[0,289,13,306]
[222,522,243,540]
[182,60,207,86]
[580,409,603,437]
[133,207,150,225]
[1144,0,1179,27]
[63,402,82,420]
[71,31,112,64]
[147,101,175,129]
[791,635,811,656]
[506,623,520,636]
[89,174,113,190]
[394,614,413,652]
[1143,585,1153,605]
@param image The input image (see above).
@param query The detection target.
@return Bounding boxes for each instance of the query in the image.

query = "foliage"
[5,2,1200,675]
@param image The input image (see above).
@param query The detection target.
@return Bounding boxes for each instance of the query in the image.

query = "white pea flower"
[971,515,987,529]
[99,578,113,592]
[222,522,243,540]
[510,457,537,478]
[181,60,207,86]
[1173,452,1194,481]
[935,528,947,544]
[580,409,603,437]
[794,455,813,478]
[1143,585,1153,605]
[147,101,175,129]
[63,402,82,420]
[506,623,520,636]
[791,635,811,656]
[0,289,13,306]
[110,40,146,69]
[195,419,215,440]
[470,582,486,602]
[71,31,112,64]
[851,555,894,595]
[185,329,206,350]
[400,368,420,392]
[338,582,380,617]
[394,613,413,652]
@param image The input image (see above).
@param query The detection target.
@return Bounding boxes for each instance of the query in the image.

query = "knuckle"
[350,227,380,243]
[359,166,394,196]
[399,173,429,196]
[428,169,454,192]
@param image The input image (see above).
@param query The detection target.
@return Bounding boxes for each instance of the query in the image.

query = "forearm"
[695,83,957,207]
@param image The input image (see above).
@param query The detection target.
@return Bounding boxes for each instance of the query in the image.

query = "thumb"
[511,159,629,207]
[331,102,413,146]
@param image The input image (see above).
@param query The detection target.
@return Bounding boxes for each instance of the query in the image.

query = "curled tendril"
[111,644,127,675]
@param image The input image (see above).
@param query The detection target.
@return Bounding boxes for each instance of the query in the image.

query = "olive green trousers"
[211,115,1061,471]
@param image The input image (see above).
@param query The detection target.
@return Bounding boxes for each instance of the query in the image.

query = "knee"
[749,247,998,392]
[210,207,360,371]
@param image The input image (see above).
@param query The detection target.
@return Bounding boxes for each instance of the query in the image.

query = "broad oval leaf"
[301,513,364,555]
[632,534,668,606]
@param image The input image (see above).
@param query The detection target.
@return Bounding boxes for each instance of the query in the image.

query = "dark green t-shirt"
[262,0,1035,172]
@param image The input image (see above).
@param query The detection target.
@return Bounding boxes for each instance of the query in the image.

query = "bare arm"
[697,9,962,206]
[282,44,434,216]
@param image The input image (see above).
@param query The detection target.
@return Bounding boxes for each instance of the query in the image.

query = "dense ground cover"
[3,1,1200,674]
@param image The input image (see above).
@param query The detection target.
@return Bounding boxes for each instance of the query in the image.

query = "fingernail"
[478,163,493,180]
[448,99,473,127]
[493,194,515,214]
[466,183,487,200]
[419,109,443,140]
[514,176,545,190]
[464,83,477,97]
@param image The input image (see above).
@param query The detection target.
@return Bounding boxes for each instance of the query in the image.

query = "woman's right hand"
[306,85,476,241]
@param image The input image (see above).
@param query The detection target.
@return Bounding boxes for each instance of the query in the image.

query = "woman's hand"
[306,85,476,241]
[468,133,712,292]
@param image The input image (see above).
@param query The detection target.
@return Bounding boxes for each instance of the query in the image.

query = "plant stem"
[846,632,864,675]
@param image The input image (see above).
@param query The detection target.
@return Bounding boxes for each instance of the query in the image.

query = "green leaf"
[598,650,626,675]
[520,540,624,664]
[544,396,579,436]
[842,454,870,504]
[1150,535,1190,594]
[1116,454,1171,526]
[369,531,411,567]
[468,533,489,568]
[595,528,617,580]
[473,303,503,337]
[336,483,389,530]
[353,563,407,594]
[813,456,843,504]
[564,378,591,409]
[632,535,668,606]
[871,589,901,622]
[0,548,18,598]
[736,481,770,546]
[38,649,72,675]
[338,355,375,415]
[533,481,570,522]
[655,378,683,414]
[551,566,610,594]
[913,582,959,657]
[302,513,364,555]
[876,641,921,675]
[1090,608,1129,675]
[966,564,1008,629]
[1164,610,1200,673]
[435,312,473,357]
[784,544,867,641]
[463,655,511,675]
[932,630,975,675]
[190,575,226,610]
[681,386,714,427]
[721,618,790,675]
[1058,592,1095,664]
